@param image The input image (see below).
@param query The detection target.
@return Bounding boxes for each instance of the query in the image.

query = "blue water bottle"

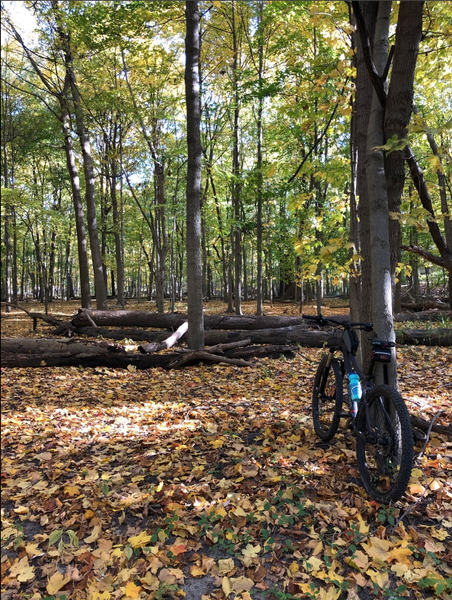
[348,373,362,401]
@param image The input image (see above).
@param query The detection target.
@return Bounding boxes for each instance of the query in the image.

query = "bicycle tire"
[356,385,413,503]
[312,356,343,441]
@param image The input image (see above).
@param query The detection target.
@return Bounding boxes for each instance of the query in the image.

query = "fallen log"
[401,301,449,311]
[395,328,451,346]
[1,338,122,355]
[0,342,295,369]
[67,326,170,342]
[71,309,307,330]
[3,325,451,362]
[410,415,452,438]
[199,326,451,347]
[394,310,452,322]
[70,308,451,336]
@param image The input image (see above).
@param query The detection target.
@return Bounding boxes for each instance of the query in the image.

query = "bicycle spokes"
[356,386,413,503]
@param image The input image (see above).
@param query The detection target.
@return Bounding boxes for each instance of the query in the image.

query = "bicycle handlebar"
[302,313,373,332]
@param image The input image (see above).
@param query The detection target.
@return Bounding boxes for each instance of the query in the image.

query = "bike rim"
[361,395,404,497]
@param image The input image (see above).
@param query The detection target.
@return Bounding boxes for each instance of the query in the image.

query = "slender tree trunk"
[348,5,361,324]
[256,0,264,316]
[366,1,397,387]
[4,213,12,310]
[67,64,108,310]
[185,0,204,350]
[52,3,107,309]
[231,1,242,315]
[61,96,92,308]
[110,157,125,308]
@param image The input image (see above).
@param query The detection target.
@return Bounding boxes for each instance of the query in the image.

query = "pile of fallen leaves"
[1,300,451,600]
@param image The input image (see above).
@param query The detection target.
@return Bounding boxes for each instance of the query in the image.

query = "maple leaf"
[124,581,142,598]
[367,568,389,588]
[46,570,71,594]
[362,536,392,562]
[346,550,368,571]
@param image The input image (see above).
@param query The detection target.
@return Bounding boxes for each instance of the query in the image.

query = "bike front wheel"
[312,356,343,442]
[356,385,413,503]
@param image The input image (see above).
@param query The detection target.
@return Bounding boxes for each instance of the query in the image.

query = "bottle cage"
[343,329,359,355]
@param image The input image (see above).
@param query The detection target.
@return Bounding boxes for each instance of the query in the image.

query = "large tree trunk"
[185,0,204,350]
[384,1,424,314]
[366,1,397,386]
[354,1,378,369]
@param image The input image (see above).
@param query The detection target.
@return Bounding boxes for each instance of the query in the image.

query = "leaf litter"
[1,301,451,599]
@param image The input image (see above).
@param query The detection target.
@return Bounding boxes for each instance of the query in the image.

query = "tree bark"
[384,0,424,314]
[185,0,205,350]
[354,1,378,369]
[52,2,108,310]
[2,327,450,371]
[60,90,92,309]
[71,310,308,329]
[0,341,295,369]
[366,1,397,386]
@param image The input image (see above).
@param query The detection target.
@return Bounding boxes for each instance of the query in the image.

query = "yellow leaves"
[46,570,71,594]
[13,505,29,514]
[25,542,42,558]
[305,555,324,572]
[64,484,81,496]
[2,302,451,600]
[8,557,35,583]
[214,505,227,518]
[426,153,444,174]
[367,568,389,589]
[242,543,262,566]
[158,568,184,584]
[124,581,142,598]
[84,525,101,544]
[190,564,206,577]
[218,558,235,575]
[430,527,449,541]
[345,550,369,571]
[210,438,224,448]
[362,536,392,562]
[388,545,413,566]
[127,531,152,548]
[222,576,254,595]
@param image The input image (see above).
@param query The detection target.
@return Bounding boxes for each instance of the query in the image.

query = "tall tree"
[51,0,108,310]
[185,0,204,350]
[3,15,92,308]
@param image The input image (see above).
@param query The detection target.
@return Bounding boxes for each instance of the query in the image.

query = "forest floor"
[1,299,451,600]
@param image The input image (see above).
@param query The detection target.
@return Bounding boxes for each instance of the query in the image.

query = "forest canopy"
[1,1,451,314]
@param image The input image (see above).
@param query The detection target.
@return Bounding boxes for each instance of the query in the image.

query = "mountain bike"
[302,314,414,503]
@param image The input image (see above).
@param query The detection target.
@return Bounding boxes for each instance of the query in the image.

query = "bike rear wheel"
[356,385,413,503]
[312,356,343,441]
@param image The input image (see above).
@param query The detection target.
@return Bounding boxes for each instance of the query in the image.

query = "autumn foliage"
[1,301,452,599]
